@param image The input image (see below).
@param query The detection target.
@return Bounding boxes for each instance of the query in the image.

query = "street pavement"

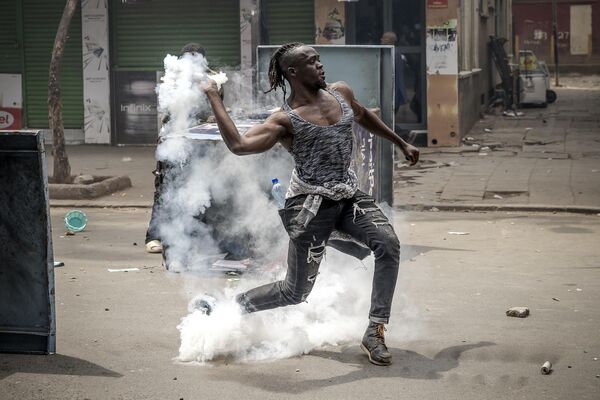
[3,74,598,399]
[394,76,600,212]
[1,208,599,399]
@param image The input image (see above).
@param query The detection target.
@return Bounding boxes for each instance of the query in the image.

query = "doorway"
[345,0,427,133]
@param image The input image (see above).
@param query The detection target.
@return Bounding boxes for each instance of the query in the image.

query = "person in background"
[381,31,408,114]
[145,42,212,253]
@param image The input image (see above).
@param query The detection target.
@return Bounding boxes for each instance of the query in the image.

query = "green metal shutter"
[265,0,314,45]
[0,0,21,73]
[22,0,83,129]
[111,0,240,70]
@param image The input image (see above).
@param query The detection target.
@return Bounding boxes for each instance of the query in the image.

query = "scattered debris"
[410,258,417,262]
[65,231,75,236]
[503,110,524,117]
[493,194,503,199]
[295,369,300,373]
[122,157,133,162]
[484,128,492,133]
[593,358,598,361]
[448,231,470,235]
[133,242,138,246]
[576,288,583,292]
[480,146,491,152]
[430,207,440,212]
[506,307,530,318]
[104,308,110,311]
[53,261,65,268]
[107,268,140,272]
[540,361,552,375]
[552,297,560,302]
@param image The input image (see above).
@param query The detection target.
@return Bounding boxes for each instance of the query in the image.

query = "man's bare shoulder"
[329,81,353,95]
[255,109,292,137]
[265,109,291,125]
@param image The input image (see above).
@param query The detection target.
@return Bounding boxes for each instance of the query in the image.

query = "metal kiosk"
[0,131,56,354]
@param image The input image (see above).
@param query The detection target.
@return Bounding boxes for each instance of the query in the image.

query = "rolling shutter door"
[0,0,21,73]
[111,0,240,70]
[264,0,315,45]
[23,0,83,129]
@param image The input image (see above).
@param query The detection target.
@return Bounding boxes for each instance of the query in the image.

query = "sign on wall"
[82,0,111,143]
[427,0,448,8]
[0,73,22,130]
[315,0,346,45]
[426,19,458,75]
[113,71,159,144]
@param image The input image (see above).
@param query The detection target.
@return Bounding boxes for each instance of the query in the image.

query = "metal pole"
[552,0,559,86]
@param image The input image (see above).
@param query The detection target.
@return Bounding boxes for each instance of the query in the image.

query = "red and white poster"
[0,73,22,130]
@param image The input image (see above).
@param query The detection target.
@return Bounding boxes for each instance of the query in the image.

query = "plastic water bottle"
[271,178,286,210]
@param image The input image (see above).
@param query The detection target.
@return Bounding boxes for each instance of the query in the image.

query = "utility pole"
[552,0,560,86]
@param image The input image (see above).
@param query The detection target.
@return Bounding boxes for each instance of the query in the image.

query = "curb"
[50,201,152,209]
[396,203,600,215]
[49,175,132,200]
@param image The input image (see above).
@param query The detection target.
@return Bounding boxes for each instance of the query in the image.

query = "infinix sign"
[120,103,155,114]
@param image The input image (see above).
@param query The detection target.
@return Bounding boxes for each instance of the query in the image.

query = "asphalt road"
[1,208,599,400]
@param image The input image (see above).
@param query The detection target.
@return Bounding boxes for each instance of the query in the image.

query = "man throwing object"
[201,42,419,366]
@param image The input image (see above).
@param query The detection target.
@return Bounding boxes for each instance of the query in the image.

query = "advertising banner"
[82,0,111,143]
[0,73,22,129]
[114,71,159,144]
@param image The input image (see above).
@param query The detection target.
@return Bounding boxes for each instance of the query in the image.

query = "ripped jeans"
[236,190,400,324]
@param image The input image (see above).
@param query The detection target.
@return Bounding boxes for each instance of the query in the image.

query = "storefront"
[110,0,241,144]
[0,0,83,135]
[261,0,427,135]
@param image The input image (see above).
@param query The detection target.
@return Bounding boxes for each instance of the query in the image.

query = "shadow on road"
[209,341,495,393]
[0,354,122,380]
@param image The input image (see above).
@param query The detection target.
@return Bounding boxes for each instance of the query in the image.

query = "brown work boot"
[360,321,392,366]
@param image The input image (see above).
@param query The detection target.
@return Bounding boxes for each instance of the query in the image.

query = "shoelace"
[372,324,387,345]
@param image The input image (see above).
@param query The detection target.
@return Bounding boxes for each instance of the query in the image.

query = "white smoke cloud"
[155,53,420,364]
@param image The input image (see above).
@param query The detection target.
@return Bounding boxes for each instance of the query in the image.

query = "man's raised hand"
[201,79,219,95]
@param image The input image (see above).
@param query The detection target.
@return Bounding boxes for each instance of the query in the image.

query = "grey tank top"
[282,88,355,187]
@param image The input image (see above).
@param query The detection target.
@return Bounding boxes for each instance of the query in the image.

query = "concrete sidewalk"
[47,77,600,212]
[394,78,600,212]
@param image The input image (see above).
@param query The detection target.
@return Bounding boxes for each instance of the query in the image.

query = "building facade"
[513,0,599,71]
[0,0,512,146]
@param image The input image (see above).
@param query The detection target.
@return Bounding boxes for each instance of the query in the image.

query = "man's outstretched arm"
[331,81,420,165]
[202,80,288,155]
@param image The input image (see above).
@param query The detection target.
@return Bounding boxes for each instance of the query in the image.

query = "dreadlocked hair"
[264,42,304,98]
